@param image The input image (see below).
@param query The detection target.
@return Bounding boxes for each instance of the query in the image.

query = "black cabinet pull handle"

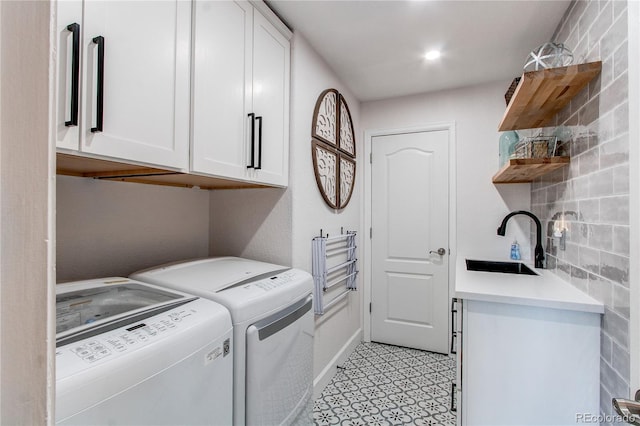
[65,23,80,127]
[247,113,255,168]
[451,297,458,354]
[450,383,457,412]
[91,36,104,133]
[255,116,262,170]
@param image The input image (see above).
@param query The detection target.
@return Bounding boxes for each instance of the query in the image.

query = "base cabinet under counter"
[454,298,601,426]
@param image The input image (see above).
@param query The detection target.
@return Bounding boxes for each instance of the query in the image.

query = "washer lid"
[131,257,289,294]
[56,278,193,341]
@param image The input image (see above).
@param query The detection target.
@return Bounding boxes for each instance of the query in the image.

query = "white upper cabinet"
[191,0,290,187]
[55,0,289,187]
[191,0,253,182]
[56,0,191,170]
[250,10,290,187]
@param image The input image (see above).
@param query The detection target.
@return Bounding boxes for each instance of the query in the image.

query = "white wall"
[57,176,210,281]
[209,188,292,265]
[0,1,54,423]
[361,81,532,263]
[289,35,363,389]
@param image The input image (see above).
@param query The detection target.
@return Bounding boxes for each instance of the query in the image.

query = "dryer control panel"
[246,270,299,292]
[210,269,313,325]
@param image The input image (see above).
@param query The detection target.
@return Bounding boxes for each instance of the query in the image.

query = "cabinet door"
[81,1,190,170]
[462,300,600,425]
[191,0,252,181]
[56,0,83,150]
[251,11,290,187]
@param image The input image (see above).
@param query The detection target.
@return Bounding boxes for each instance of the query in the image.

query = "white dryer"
[131,257,314,426]
[56,277,233,425]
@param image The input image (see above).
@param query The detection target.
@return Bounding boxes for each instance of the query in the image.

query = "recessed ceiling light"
[424,50,441,61]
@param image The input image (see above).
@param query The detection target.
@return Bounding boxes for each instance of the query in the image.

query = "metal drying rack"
[312,228,358,315]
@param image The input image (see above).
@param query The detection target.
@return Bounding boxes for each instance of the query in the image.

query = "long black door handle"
[450,383,457,412]
[247,113,255,168]
[450,297,458,354]
[255,116,262,170]
[65,23,80,127]
[91,36,104,133]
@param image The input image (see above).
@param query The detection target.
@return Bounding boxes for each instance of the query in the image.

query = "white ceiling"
[267,0,572,102]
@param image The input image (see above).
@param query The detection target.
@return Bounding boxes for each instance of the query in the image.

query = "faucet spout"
[497,210,545,269]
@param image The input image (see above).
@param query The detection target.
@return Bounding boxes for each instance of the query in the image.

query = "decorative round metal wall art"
[311,89,356,210]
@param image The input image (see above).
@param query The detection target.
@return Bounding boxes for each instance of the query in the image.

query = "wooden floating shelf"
[56,153,266,190]
[499,61,602,131]
[492,157,570,183]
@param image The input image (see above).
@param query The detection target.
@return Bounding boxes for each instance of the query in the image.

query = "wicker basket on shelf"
[512,136,558,159]
[504,77,521,106]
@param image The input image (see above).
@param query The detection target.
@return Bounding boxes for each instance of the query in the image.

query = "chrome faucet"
[613,390,640,425]
[497,210,545,269]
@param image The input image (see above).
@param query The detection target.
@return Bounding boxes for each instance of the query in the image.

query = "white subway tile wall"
[530,1,630,422]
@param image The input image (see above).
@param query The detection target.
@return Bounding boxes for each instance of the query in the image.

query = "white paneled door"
[370,129,450,353]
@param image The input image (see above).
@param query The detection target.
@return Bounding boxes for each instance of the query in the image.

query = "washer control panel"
[57,306,196,368]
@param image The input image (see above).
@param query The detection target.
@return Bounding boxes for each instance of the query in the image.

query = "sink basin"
[466,259,538,275]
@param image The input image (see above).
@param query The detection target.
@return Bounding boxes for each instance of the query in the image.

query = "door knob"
[430,248,446,256]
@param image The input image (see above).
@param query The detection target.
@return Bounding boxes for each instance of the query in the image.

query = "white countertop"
[455,255,604,314]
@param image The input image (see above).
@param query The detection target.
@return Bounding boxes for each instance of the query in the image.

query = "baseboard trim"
[313,328,362,399]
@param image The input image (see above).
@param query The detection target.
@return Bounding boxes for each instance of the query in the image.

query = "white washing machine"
[55,277,233,425]
[131,257,314,426]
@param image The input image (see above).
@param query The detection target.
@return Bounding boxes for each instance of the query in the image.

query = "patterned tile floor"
[313,342,457,426]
